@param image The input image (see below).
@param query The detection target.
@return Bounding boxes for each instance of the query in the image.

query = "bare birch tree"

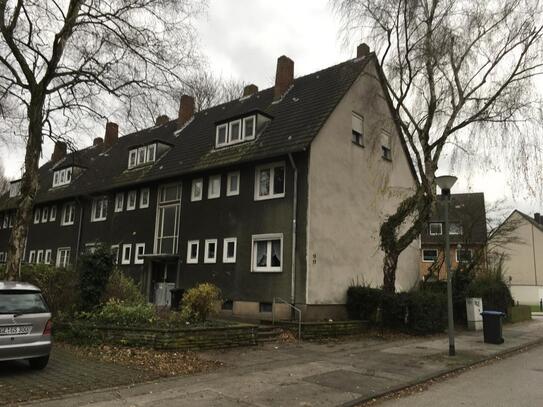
[332,0,543,292]
[0,0,205,279]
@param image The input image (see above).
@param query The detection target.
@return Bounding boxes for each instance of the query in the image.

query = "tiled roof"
[0,54,386,209]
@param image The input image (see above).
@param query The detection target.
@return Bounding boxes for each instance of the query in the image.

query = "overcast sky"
[1,0,540,219]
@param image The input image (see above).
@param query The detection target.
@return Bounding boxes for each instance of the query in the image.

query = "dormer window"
[128,150,137,168]
[243,116,256,139]
[229,120,242,143]
[137,147,146,165]
[128,142,164,169]
[9,181,21,198]
[215,113,263,148]
[53,167,73,187]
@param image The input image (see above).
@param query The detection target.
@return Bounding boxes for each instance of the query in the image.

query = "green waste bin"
[481,310,505,344]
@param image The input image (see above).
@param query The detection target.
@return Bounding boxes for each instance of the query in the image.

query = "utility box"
[466,297,483,331]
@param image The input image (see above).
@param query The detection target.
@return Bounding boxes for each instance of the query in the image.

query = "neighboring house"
[420,193,487,280]
[492,210,543,305]
[0,43,420,320]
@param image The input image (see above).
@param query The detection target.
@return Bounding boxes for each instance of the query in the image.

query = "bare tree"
[0,0,205,279]
[332,0,543,292]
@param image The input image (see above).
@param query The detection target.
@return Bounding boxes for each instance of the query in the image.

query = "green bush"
[102,269,144,305]
[407,291,447,334]
[78,246,114,311]
[466,257,513,314]
[181,283,221,322]
[346,285,382,322]
[79,299,157,326]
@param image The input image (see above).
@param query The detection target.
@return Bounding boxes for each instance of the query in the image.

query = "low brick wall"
[507,306,532,323]
[56,322,258,351]
[278,320,368,340]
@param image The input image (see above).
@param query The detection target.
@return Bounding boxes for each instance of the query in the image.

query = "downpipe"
[288,153,298,312]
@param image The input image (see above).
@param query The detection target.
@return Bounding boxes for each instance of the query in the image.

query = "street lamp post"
[436,175,457,357]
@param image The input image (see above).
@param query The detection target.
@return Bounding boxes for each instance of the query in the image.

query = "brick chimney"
[51,141,67,163]
[178,95,195,128]
[535,213,541,224]
[274,56,294,100]
[155,115,170,126]
[357,43,370,58]
[243,84,258,97]
[93,137,103,147]
[104,122,119,147]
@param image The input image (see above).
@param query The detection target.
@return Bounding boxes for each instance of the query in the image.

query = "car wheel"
[28,355,49,370]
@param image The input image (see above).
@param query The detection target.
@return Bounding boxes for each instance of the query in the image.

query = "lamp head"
[435,175,457,196]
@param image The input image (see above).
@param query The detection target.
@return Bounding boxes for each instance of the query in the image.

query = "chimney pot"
[51,141,67,163]
[93,137,103,147]
[178,95,195,128]
[243,84,259,97]
[274,55,294,100]
[357,43,370,58]
[535,212,541,224]
[155,115,170,126]
[104,122,119,147]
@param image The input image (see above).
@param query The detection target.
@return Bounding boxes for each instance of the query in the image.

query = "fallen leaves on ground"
[57,342,223,377]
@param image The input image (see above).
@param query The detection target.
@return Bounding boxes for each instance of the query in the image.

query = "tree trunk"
[5,99,43,280]
[382,250,399,293]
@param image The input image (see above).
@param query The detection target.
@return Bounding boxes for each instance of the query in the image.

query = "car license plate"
[0,325,31,336]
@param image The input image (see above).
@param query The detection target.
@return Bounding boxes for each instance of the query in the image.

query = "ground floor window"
[56,247,70,268]
[44,250,52,264]
[223,237,237,263]
[122,244,132,265]
[186,240,199,264]
[422,249,438,262]
[204,239,218,263]
[456,248,473,263]
[135,243,146,264]
[251,234,283,272]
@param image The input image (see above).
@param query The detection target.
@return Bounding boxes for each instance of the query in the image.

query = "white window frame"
[223,237,237,263]
[61,202,75,226]
[216,123,228,147]
[28,250,36,264]
[36,250,44,264]
[41,207,49,223]
[3,214,9,229]
[204,239,218,264]
[128,149,137,169]
[450,223,463,235]
[50,205,57,222]
[251,233,283,272]
[91,197,108,222]
[0,252,5,263]
[121,244,132,265]
[228,119,242,143]
[56,247,70,268]
[139,188,150,209]
[422,249,438,263]
[352,112,364,146]
[191,178,203,201]
[254,162,286,201]
[456,248,473,263]
[111,245,119,265]
[429,223,443,236]
[137,146,146,165]
[135,243,146,265]
[186,240,199,264]
[114,193,124,212]
[9,181,21,197]
[126,191,137,210]
[207,175,221,199]
[146,144,156,162]
[52,167,73,187]
[44,249,52,265]
[381,130,392,161]
[34,209,41,224]
[242,116,256,140]
[226,171,240,197]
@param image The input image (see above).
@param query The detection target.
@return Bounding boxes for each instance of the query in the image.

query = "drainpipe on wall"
[288,153,298,307]
[74,198,84,271]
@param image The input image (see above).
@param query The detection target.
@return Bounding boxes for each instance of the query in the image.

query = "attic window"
[381,130,392,161]
[128,143,157,169]
[216,114,257,148]
[53,167,73,187]
[9,181,20,198]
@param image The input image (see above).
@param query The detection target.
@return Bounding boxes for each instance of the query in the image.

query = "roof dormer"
[215,110,272,149]
[52,166,75,188]
[9,180,21,198]
[127,141,170,170]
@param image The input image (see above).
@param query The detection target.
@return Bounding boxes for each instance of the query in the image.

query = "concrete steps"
[256,325,283,343]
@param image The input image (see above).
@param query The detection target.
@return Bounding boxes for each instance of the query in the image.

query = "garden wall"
[278,320,368,340]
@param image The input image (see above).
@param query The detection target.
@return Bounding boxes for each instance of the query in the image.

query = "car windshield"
[0,291,48,314]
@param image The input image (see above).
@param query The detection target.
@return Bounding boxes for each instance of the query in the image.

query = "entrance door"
[150,262,177,305]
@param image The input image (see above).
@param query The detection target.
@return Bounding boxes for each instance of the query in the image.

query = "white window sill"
[186,259,198,264]
[251,268,282,273]
[91,218,107,222]
[204,259,217,264]
[254,193,285,202]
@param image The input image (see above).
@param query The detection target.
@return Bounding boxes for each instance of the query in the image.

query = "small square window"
[243,116,256,140]
[429,223,442,236]
[208,175,221,199]
[186,240,199,264]
[422,249,438,262]
[216,124,228,147]
[259,302,273,313]
[140,188,150,209]
[191,178,203,201]
[121,244,132,265]
[115,193,124,212]
[456,248,473,263]
[204,239,217,263]
[223,238,237,263]
[381,130,392,161]
[255,163,285,200]
[450,223,463,235]
[135,243,145,264]
[227,171,240,196]
[352,113,364,146]
[127,191,137,210]
[229,120,242,143]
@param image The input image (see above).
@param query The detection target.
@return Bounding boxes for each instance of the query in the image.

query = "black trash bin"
[170,288,185,311]
[481,310,505,344]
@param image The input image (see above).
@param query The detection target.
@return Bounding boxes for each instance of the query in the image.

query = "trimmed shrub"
[181,283,221,322]
[102,269,145,305]
[407,291,447,334]
[79,299,157,326]
[346,285,383,323]
[78,246,114,311]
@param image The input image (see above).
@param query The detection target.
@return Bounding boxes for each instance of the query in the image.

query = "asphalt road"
[381,344,543,407]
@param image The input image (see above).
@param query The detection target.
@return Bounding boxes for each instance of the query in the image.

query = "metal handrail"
[272,297,302,341]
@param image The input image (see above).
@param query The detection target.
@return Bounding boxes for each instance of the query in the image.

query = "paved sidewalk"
[28,319,543,407]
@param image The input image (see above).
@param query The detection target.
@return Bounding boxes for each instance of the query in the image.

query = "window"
[36,250,44,264]
[155,184,181,254]
[91,197,108,222]
[8,215,13,228]
[34,208,41,224]
[229,119,242,143]
[50,206,57,222]
[121,244,132,265]
[251,234,283,272]
[186,240,199,264]
[128,144,158,169]
[85,243,97,254]
[204,239,218,263]
[456,248,473,263]
[9,181,20,197]
[44,249,52,265]
[243,116,256,140]
[135,243,145,264]
[223,238,237,263]
[450,223,463,235]
[111,245,119,264]
[3,214,8,229]
[28,250,36,264]
[255,163,285,200]
[422,249,438,262]
[191,178,203,201]
[61,202,75,226]
[126,191,137,210]
[56,247,70,267]
[0,252,6,263]
[41,207,49,223]
[128,149,137,168]
[208,175,221,199]
[381,130,392,161]
[114,193,124,212]
[429,223,442,236]
[140,188,150,209]
[147,144,156,162]
[352,113,364,146]
[216,124,228,147]
[52,167,73,187]
[227,171,240,196]
[137,146,146,165]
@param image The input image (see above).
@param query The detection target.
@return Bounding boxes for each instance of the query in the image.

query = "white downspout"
[288,153,298,306]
